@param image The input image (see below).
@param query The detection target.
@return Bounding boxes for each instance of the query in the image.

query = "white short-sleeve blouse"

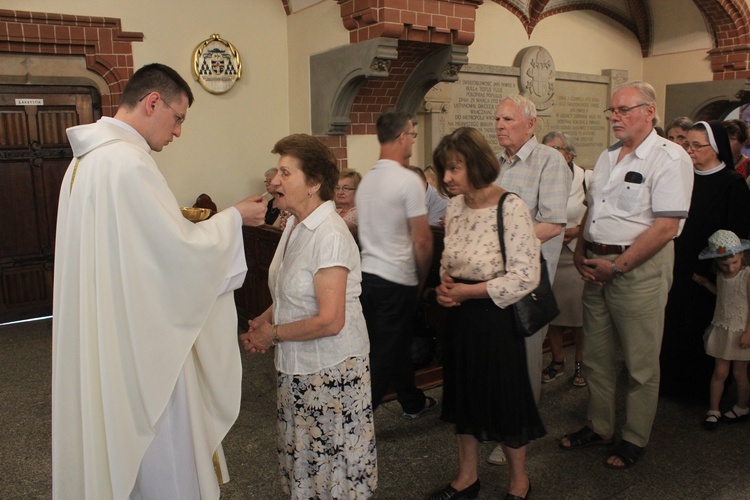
[269,201,369,375]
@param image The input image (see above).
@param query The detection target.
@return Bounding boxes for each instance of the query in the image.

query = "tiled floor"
[2,318,749,499]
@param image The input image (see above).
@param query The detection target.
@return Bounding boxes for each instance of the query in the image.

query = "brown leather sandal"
[559,426,614,450]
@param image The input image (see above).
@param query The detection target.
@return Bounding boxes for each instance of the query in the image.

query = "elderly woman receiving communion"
[240,134,376,499]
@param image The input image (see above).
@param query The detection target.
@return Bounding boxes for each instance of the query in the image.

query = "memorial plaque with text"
[424,64,615,169]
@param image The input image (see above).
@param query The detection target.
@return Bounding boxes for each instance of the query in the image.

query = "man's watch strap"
[611,261,625,278]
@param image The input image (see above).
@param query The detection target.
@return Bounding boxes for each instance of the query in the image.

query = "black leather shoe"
[428,479,480,500]
[504,480,531,500]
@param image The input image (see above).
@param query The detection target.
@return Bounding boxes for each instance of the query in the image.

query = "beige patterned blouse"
[440,193,540,309]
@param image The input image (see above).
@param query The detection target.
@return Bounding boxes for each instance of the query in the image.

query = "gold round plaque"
[192,34,242,94]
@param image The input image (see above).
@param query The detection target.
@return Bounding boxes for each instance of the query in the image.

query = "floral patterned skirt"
[277,355,377,499]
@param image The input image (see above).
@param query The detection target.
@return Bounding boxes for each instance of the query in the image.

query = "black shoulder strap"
[497,192,513,264]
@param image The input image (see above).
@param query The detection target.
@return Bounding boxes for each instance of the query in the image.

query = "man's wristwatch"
[611,261,625,278]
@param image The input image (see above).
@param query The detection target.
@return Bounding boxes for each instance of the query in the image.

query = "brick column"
[338,0,481,45]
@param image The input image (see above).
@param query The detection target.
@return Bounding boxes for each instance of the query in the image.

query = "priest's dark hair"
[119,63,194,109]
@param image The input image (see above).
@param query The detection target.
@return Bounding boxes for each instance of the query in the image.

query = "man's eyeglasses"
[335,186,356,192]
[603,103,648,119]
[402,131,418,138]
[686,143,712,151]
[139,93,185,125]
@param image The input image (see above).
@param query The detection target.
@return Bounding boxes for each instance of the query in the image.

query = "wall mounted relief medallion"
[192,34,242,94]
[519,46,555,112]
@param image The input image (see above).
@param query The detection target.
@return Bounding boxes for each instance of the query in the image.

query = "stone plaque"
[546,82,609,167]
[422,62,623,169]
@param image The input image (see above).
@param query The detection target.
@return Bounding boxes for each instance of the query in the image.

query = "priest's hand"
[234,195,267,226]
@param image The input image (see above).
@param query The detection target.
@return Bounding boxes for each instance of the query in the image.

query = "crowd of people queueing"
[51,62,750,500]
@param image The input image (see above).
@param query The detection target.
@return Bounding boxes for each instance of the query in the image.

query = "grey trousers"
[582,242,674,447]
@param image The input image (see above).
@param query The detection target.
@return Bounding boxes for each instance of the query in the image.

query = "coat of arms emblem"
[520,46,555,111]
[192,34,242,94]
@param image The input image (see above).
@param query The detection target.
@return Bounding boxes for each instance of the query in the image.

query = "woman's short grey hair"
[541,131,577,156]
[264,167,278,177]
[613,80,660,127]
[666,116,694,133]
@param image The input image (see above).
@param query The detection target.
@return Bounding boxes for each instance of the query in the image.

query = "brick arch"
[491,0,652,57]
[348,41,447,134]
[692,0,750,46]
[0,9,143,116]
[311,0,480,152]
[690,0,750,80]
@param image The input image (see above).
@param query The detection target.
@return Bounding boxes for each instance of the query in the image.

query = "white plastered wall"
[2,0,720,199]
[2,0,290,210]
[644,0,714,125]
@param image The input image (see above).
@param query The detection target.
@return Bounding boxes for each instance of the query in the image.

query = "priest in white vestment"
[52,63,266,500]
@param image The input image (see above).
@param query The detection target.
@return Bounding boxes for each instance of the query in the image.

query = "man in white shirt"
[356,110,436,417]
[560,81,692,470]
[52,63,266,499]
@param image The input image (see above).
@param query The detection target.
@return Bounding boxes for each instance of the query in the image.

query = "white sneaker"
[487,445,507,465]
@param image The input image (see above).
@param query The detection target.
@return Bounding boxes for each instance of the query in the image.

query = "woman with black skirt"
[430,127,545,500]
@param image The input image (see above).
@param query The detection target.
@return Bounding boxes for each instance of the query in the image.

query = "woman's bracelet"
[271,324,282,346]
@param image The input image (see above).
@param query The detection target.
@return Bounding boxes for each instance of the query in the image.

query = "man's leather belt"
[586,241,629,255]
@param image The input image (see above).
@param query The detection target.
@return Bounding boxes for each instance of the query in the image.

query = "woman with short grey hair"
[540,131,589,388]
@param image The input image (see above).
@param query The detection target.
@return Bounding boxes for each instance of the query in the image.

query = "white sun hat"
[698,229,750,260]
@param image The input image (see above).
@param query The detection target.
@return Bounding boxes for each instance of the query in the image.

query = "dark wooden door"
[0,85,100,323]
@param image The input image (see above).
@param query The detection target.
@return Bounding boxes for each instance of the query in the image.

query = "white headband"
[695,121,719,154]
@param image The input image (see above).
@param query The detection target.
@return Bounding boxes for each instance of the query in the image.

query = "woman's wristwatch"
[271,324,283,346]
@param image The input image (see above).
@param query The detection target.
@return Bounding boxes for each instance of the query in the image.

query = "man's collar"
[502,136,538,163]
[607,128,662,159]
[633,129,660,159]
[100,116,142,140]
[373,158,403,169]
[608,129,659,158]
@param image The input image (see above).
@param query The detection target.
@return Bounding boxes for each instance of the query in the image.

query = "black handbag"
[497,192,559,337]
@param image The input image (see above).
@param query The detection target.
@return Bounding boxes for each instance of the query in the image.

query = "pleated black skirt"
[440,291,546,448]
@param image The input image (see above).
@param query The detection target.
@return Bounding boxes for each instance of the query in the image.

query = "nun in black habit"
[661,120,750,402]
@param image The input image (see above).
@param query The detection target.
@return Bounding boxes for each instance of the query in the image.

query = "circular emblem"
[192,34,242,94]
[519,46,555,111]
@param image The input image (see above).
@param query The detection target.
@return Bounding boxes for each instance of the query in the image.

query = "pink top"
[336,206,357,226]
